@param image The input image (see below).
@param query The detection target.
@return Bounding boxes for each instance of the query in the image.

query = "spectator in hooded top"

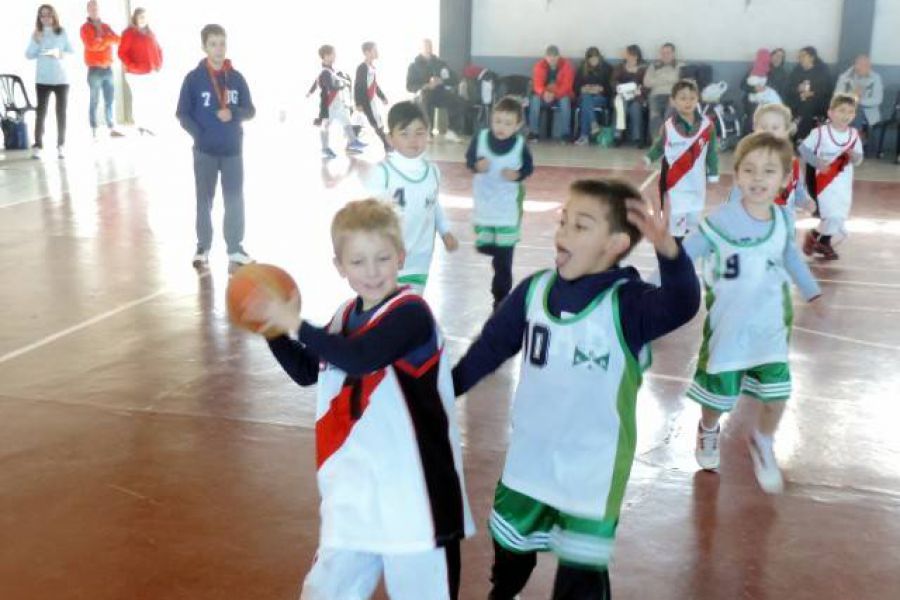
[574,47,613,145]
[406,38,467,142]
[834,54,884,133]
[766,48,790,100]
[643,42,685,139]
[786,46,833,140]
[527,45,575,141]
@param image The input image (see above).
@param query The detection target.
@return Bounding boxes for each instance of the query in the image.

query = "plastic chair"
[0,74,36,119]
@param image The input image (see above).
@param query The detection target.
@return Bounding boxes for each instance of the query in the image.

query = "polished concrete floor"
[2,123,900,599]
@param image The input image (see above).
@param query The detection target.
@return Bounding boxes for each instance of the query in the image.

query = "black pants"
[34,83,69,148]
[359,100,390,149]
[489,541,612,600]
[422,87,467,134]
[477,245,515,308]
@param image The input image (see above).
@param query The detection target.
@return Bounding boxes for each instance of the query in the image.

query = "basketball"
[226,263,300,338]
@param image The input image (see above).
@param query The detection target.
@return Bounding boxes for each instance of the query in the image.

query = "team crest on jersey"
[573,347,610,371]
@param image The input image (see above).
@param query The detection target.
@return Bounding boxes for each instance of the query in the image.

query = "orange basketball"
[226,263,301,338]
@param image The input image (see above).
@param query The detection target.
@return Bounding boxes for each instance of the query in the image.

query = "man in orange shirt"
[80,0,121,137]
[527,45,575,141]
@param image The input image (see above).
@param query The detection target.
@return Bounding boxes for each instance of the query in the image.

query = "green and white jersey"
[472,130,525,228]
[502,270,649,520]
[697,205,793,374]
[368,154,444,282]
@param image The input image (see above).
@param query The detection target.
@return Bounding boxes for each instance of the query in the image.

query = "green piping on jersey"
[385,157,432,184]
[516,182,525,222]
[398,273,428,286]
[524,270,549,309]
[782,280,793,341]
[702,205,778,247]
[603,285,644,521]
[697,286,716,371]
[541,272,612,324]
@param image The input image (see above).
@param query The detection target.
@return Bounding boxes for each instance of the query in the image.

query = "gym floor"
[1,125,899,599]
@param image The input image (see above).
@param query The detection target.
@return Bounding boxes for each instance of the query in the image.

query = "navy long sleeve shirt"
[465,129,534,182]
[267,294,435,386]
[452,247,700,395]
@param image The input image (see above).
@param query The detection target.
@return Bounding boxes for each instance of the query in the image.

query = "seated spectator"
[767,48,790,100]
[527,45,575,141]
[786,46,832,140]
[406,38,468,142]
[834,54,883,134]
[574,46,612,145]
[613,44,648,146]
[643,42,684,138]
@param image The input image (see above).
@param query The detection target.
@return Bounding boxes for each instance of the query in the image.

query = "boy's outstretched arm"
[621,199,702,352]
[452,278,531,396]
[267,336,321,386]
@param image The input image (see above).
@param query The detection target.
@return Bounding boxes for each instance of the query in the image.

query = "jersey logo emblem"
[573,347,609,371]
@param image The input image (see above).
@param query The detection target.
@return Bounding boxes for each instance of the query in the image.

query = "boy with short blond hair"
[684,132,822,494]
[243,198,474,599]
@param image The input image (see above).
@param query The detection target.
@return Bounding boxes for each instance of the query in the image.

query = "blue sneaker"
[346,139,366,153]
[322,147,337,159]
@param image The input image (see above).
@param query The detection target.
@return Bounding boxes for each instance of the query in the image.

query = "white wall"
[871,0,900,65]
[472,0,844,62]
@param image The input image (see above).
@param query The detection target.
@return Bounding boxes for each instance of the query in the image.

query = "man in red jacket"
[80,1,121,137]
[527,45,575,141]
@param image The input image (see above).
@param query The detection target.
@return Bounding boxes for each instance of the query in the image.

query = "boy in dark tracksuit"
[176,24,255,270]
[354,41,390,151]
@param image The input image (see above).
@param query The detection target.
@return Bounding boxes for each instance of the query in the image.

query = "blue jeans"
[625,99,644,142]
[87,67,114,129]
[578,94,609,138]
[528,94,571,139]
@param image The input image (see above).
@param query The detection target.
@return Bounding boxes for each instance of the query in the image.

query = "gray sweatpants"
[193,148,245,254]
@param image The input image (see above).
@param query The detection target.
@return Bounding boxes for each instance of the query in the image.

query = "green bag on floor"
[596,126,616,148]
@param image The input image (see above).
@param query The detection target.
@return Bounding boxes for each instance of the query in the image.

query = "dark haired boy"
[465,96,534,308]
[453,179,700,599]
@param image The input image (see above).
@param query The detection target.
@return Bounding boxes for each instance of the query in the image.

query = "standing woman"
[25,4,74,159]
[118,7,163,135]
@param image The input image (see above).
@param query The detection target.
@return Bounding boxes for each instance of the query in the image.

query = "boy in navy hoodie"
[176,24,255,270]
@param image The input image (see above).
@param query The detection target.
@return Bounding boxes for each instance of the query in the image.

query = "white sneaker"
[228,251,254,266]
[57,146,65,159]
[191,250,209,269]
[443,130,462,143]
[31,146,42,159]
[695,422,721,471]
[749,432,784,494]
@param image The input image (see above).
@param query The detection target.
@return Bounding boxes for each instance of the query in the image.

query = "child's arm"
[681,228,714,263]
[353,63,367,107]
[175,74,202,138]
[297,302,434,376]
[433,167,458,250]
[620,199,702,350]
[452,277,531,396]
[850,131,864,166]
[231,73,256,121]
[643,128,665,165]
[797,128,820,166]
[516,144,535,181]
[266,336,322,386]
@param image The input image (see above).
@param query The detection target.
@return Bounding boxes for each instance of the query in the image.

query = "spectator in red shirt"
[527,45,575,141]
[118,7,163,135]
[80,0,120,136]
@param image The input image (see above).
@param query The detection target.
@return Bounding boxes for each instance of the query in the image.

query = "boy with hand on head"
[643,79,719,241]
[176,24,255,270]
[466,96,534,309]
[241,199,474,600]
[453,179,701,599]
[318,44,365,159]
[354,41,391,152]
[366,101,458,294]
[684,132,822,495]
[799,93,864,260]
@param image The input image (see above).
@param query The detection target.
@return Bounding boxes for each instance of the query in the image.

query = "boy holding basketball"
[176,24,255,270]
[366,101,458,293]
[241,199,474,600]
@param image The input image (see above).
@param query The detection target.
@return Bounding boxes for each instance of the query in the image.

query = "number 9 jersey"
[697,205,792,374]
